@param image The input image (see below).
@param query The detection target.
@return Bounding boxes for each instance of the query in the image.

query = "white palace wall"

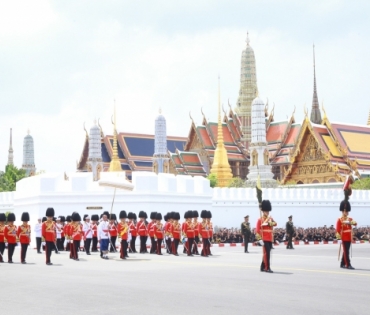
[0,171,368,247]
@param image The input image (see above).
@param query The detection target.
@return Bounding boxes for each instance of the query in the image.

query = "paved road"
[1,244,369,315]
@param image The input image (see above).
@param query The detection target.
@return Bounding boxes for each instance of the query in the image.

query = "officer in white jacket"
[34,218,42,253]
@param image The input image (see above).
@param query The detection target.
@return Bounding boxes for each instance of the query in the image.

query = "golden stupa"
[210,78,233,187]
[109,102,122,172]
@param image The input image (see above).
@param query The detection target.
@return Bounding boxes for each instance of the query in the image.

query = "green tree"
[207,173,218,188]
[227,177,246,188]
[352,177,370,190]
[0,165,27,192]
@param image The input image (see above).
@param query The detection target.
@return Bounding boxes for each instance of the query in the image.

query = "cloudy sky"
[0,0,369,173]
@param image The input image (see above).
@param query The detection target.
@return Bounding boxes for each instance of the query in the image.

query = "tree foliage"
[207,173,218,188]
[227,177,246,188]
[352,177,370,190]
[0,165,27,192]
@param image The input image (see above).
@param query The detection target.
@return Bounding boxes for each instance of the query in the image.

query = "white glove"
[337,240,342,244]
[165,236,168,240]
[343,221,350,224]
[185,238,188,242]
[262,223,268,226]
[171,238,174,241]
[258,240,264,246]
[70,240,73,243]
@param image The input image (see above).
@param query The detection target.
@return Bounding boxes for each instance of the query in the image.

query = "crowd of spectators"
[211,225,370,244]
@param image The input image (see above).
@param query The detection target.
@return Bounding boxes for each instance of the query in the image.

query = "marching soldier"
[91,215,99,252]
[183,211,195,256]
[170,212,181,256]
[148,212,157,254]
[4,213,17,263]
[34,218,43,254]
[336,199,357,269]
[42,208,56,265]
[164,213,173,254]
[137,211,148,254]
[286,215,294,249]
[82,215,93,255]
[241,215,251,253]
[199,210,210,257]
[128,212,137,253]
[117,211,129,259]
[64,215,72,252]
[0,213,6,262]
[256,200,277,273]
[154,213,164,255]
[192,211,200,255]
[17,212,31,264]
[70,213,83,261]
[206,211,213,255]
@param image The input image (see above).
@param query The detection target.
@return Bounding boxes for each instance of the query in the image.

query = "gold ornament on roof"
[109,100,122,172]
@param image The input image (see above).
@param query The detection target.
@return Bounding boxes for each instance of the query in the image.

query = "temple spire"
[210,77,232,187]
[310,44,322,124]
[7,128,14,166]
[109,100,122,172]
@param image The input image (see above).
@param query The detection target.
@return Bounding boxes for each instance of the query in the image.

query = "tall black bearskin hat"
[170,211,176,219]
[21,212,30,222]
[155,213,162,221]
[144,212,148,219]
[102,211,110,218]
[60,216,66,223]
[174,212,180,220]
[72,212,81,222]
[261,200,272,212]
[7,213,16,222]
[200,210,207,219]
[164,214,168,221]
[127,212,133,219]
[0,213,6,221]
[119,211,127,219]
[193,210,199,218]
[207,211,212,219]
[45,207,55,217]
[91,214,99,221]
[53,217,57,222]
[83,214,89,221]
[42,217,47,222]
[184,211,188,219]
[110,213,117,220]
[150,212,157,220]
[133,213,137,220]
[66,215,72,222]
[139,211,145,218]
[340,200,351,212]
[166,212,171,220]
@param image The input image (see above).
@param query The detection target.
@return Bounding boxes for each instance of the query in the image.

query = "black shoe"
[187,254,194,256]
[46,262,53,265]
[37,251,42,254]
[86,253,91,255]
[8,261,13,263]
[266,269,273,273]
[347,265,355,270]
[260,268,265,272]
[245,251,249,253]
[340,265,346,269]
[21,261,27,264]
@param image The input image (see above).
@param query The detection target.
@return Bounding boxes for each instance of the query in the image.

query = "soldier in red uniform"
[183,211,195,256]
[17,212,31,264]
[109,214,118,252]
[206,211,213,255]
[148,212,157,254]
[153,213,164,255]
[170,212,181,256]
[128,212,137,253]
[42,208,56,265]
[164,213,173,254]
[91,214,99,252]
[117,211,129,259]
[192,211,200,255]
[256,200,277,273]
[70,212,83,261]
[137,211,148,253]
[64,216,72,252]
[0,213,6,263]
[4,213,17,263]
[336,199,357,269]
[199,210,210,257]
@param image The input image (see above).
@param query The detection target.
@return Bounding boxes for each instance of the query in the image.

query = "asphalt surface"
[1,243,369,315]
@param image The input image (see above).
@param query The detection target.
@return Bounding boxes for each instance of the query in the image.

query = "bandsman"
[241,215,251,253]
[206,211,213,255]
[91,215,99,252]
[117,211,129,259]
[4,213,17,263]
[109,214,118,252]
[128,212,137,253]
[154,213,164,255]
[17,212,31,264]
[199,210,210,257]
[137,211,148,254]
[164,213,173,254]
[256,200,277,273]
[148,212,157,254]
[170,212,181,256]
[70,212,83,261]
[183,211,195,256]
[42,208,56,265]
[192,211,200,255]
[64,215,72,252]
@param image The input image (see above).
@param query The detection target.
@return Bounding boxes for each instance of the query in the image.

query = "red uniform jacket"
[4,224,18,244]
[136,221,147,237]
[208,222,213,238]
[148,221,155,237]
[71,223,83,241]
[170,222,181,239]
[153,223,164,239]
[128,221,137,237]
[193,221,199,236]
[165,222,173,237]
[91,223,98,237]
[63,224,70,239]
[109,223,118,237]
[42,220,56,242]
[117,222,129,240]
[183,221,195,238]
[199,220,209,239]
[256,216,277,242]
[336,217,356,241]
[17,224,31,244]
[0,223,5,242]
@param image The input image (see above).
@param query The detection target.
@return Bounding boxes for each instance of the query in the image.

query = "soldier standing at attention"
[286,215,294,249]
[17,212,31,264]
[0,213,7,262]
[241,215,251,253]
[42,208,56,265]
[4,213,17,263]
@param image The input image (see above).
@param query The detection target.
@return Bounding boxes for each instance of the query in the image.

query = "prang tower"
[87,121,103,181]
[22,130,36,176]
[153,109,169,174]
[235,33,258,149]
